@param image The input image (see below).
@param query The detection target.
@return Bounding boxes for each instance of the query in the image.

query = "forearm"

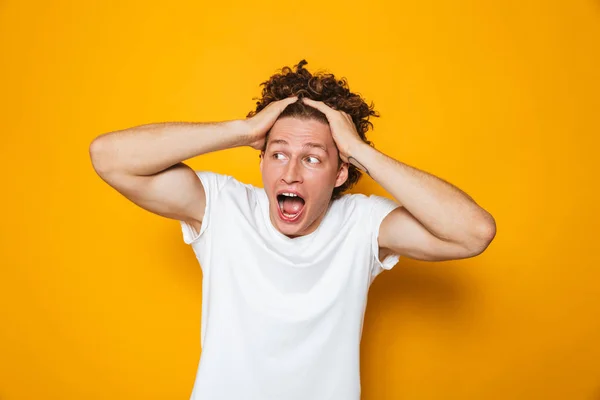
[90,119,249,176]
[349,143,495,243]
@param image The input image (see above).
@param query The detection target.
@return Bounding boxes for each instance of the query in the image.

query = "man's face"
[260,117,348,238]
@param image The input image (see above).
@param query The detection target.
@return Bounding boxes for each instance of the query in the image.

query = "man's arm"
[349,144,496,261]
[89,96,299,232]
[301,97,496,261]
[89,120,249,233]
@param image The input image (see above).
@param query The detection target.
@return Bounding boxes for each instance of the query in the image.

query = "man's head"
[247,60,379,238]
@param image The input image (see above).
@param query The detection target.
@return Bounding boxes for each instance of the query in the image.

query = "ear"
[334,162,349,188]
[259,151,264,173]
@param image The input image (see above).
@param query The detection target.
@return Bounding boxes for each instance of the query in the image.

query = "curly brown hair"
[246,59,380,201]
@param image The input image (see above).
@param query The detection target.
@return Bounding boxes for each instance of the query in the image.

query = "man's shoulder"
[337,192,397,206]
[195,171,259,194]
[201,172,264,211]
[332,192,399,220]
[329,193,372,219]
[334,192,371,207]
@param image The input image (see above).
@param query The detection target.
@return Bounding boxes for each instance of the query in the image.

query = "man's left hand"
[301,98,364,163]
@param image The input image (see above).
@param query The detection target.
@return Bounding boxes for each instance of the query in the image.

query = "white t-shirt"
[180,171,401,400]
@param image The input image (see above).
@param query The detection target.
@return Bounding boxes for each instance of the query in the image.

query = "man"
[89,60,496,400]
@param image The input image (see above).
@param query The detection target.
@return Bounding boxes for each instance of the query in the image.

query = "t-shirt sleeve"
[368,194,402,279]
[179,171,232,245]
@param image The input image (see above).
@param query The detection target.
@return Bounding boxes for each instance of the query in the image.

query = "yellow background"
[1,1,599,399]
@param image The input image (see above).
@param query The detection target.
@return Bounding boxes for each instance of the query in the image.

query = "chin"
[272,209,303,234]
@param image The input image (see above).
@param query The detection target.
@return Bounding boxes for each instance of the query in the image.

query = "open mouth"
[276,192,306,222]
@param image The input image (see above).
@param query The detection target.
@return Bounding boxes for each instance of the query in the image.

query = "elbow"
[469,214,497,256]
[89,136,115,176]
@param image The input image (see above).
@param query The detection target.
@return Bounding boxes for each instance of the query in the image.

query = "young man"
[90,61,496,400]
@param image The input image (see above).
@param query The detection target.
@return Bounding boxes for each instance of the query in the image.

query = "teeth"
[278,192,303,220]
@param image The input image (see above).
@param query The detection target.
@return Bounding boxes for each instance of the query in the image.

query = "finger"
[265,96,297,114]
[301,98,335,117]
[267,95,297,107]
[278,96,298,110]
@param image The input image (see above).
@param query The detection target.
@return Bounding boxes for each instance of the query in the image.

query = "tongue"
[282,197,304,214]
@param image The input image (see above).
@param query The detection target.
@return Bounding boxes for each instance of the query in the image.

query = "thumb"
[276,95,298,111]
[264,96,298,120]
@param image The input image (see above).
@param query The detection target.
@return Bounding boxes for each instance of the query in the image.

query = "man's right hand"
[243,96,299,151]
[89,95,299,236]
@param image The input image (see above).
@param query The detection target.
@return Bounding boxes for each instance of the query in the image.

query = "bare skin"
[301,98,496,260]
[89,96,299,235]
[259,117,348,239]
[90,95,496,262]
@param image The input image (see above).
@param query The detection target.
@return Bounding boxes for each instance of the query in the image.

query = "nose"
[281,158,302,184]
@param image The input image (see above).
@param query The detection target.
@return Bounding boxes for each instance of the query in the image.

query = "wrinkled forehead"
[267,117,334,150]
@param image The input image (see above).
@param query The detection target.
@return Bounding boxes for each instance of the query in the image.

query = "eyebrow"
[268,139,328,153]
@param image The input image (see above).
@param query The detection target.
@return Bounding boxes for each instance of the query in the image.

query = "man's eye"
[273,153,286,160]
[306,156,320,164]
